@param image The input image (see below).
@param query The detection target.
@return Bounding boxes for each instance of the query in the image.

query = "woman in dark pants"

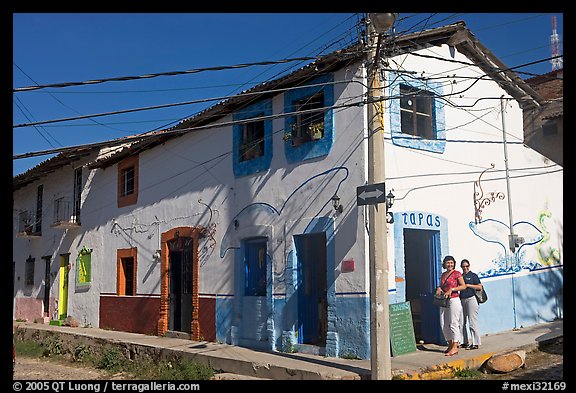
[459,259,482,350]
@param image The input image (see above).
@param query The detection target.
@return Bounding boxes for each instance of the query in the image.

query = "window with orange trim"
[117,155,138,208]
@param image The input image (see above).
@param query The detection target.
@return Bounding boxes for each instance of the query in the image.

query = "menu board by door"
[389,301,418,356]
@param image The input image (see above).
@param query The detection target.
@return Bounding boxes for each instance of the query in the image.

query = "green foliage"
[97,347,125,372]
[16,337,215,380]
[452,367,484,379]
[14,339,45,358]
[155,357,214,380]
[72,344,93,363]
[43,338,65,357]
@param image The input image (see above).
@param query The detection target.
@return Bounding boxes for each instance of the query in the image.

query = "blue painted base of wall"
[477,267,563,335]
[214,267,562,360]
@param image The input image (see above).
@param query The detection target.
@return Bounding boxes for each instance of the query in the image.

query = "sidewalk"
[13,319,562,380]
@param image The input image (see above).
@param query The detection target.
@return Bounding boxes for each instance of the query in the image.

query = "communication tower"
[550,16,563,71]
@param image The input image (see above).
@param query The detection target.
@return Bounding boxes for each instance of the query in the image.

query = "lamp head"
[369,13,398,34]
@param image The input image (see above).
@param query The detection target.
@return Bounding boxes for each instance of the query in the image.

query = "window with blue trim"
[233,100,272,177]
[284,74,334,163]
[400,84,435,139]
[244,238,267,297]
[389,73,446,153]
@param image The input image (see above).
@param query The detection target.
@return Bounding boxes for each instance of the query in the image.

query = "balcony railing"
[52,197,81,228]
[16,210,41,238]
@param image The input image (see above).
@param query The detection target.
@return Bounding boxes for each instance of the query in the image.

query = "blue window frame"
[244,238,267,296]
[233,99,272,177]
[388,72,446,153]
[284,74,334,163]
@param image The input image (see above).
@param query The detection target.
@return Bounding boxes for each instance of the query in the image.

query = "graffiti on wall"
[536,210,561,266]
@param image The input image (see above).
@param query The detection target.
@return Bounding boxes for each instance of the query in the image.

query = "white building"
[13,22,562,359]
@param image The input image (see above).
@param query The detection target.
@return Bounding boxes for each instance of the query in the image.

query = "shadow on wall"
[514,266,563,327]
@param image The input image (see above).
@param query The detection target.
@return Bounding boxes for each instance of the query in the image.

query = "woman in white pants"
[459,259,482,349]
[436,255,467,356]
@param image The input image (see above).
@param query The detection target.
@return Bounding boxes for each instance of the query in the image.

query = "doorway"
[168,236,193,333]
[403,228,442,344]
[294,232,327,346]
[58,254,70,320]
[42,256,51,317]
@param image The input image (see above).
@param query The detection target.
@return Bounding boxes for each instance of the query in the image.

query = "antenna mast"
[550,16,563,71]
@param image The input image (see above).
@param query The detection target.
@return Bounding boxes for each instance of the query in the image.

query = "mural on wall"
[219,166,349,259]
[469,210,561,276]
[469,164,562,276]
[109,200,218,266]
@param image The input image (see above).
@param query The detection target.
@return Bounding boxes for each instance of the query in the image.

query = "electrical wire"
[13,56,320,93]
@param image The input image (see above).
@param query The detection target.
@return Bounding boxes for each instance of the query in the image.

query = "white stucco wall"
[14,42,562,354]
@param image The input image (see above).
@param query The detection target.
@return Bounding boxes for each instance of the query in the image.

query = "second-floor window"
[35,185,43,234]
[400,84,435,139]
[117,155,139,208]
[291,92,325,146]
[73,167,82,224]
[284,74,334,163]
[121,167,135,196]
[232,99,272,177]
[388,73,446,154]
[240,119,265,162]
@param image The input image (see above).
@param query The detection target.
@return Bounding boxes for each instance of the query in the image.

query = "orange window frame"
[117,155,139,208]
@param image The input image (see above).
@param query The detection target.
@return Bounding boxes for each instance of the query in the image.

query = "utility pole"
[500,96,520,257]
[366,13,396,381]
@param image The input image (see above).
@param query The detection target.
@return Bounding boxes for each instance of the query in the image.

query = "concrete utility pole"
[366,13,396,380]
[500,96,521,256]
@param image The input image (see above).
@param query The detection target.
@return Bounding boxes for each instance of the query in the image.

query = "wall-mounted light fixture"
[332,194,343,214]
[386,189,395,210]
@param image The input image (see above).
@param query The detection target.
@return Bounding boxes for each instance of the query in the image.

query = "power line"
[13,100,365,160]
[13,79,359,129]
[13,57,319,93]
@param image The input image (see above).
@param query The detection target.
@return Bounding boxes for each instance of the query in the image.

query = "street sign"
[357,182,385,206]
[386,211,394,223]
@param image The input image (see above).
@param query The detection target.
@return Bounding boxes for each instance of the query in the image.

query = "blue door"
[294,233,327,346]
[403,229,443,344]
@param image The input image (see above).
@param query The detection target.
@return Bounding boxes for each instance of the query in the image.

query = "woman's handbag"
[475,287,488,304]
[433,270,455,307]
[433,293,449,307]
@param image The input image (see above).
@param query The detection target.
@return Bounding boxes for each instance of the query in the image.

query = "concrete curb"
[396,334,563,380]
[395,352,494,380]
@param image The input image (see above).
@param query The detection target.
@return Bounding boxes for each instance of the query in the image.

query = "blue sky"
[13,13,563,176]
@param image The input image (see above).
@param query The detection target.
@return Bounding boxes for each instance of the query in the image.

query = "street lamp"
[331,194,343,214]
[369,13,397,34]
[386,190,395,210]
